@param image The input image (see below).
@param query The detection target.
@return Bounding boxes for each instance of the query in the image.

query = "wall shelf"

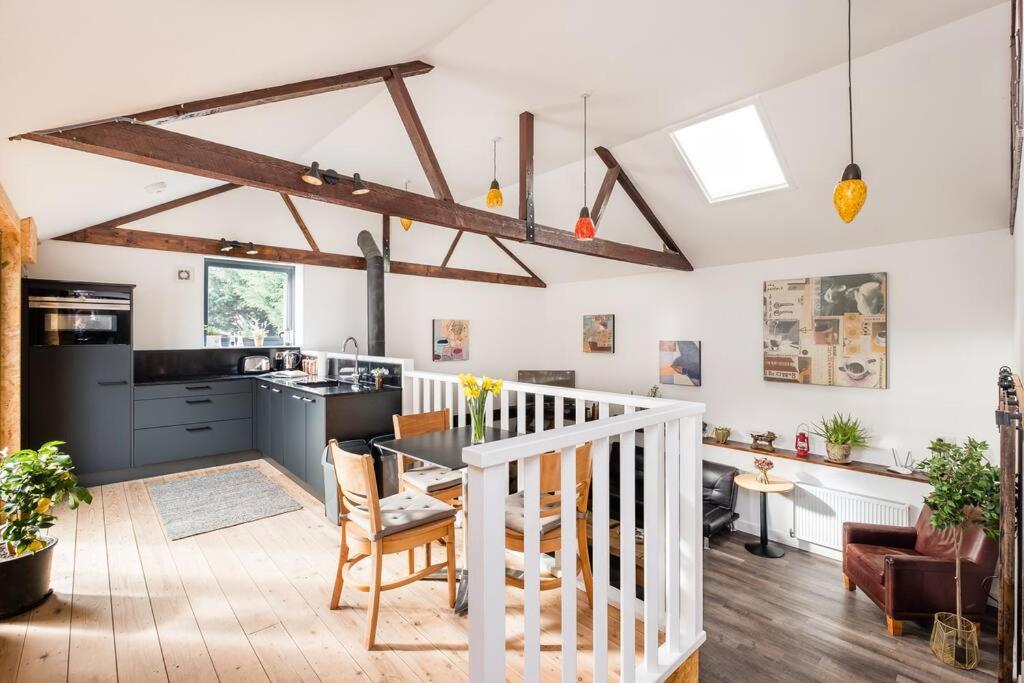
[702,438,929,484]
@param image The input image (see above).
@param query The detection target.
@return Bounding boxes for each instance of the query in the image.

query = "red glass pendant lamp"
[574,93,597,241]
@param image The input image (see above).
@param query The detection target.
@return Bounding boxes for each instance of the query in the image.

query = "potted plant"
[370,367,390,390]
[0,441,91,618]
[458,374,503,444]
[918,438,1000,670]
[809,412,868,464]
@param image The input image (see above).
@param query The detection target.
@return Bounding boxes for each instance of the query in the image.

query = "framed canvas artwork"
[582,314,615,353]
[432,319,469,362]
[763,272,887,388]
[660,340,701,386]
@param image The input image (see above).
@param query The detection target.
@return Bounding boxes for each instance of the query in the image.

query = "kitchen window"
[204,258,295,347]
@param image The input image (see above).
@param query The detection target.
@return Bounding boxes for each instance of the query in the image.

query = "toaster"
[239,355,271,374]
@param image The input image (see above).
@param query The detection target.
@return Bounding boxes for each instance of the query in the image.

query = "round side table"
[734,472,794,558]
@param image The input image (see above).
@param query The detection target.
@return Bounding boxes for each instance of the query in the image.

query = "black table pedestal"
[745,490,786,558]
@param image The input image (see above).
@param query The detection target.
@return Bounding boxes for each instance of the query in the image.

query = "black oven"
[27,285,132,346]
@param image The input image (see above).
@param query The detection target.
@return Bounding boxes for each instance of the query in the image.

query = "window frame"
[203,257,296,347]
[666,100,791,204]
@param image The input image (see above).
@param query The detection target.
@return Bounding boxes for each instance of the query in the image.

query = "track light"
[219,239,259,256]
[245,242,259,255]
[300,161,324,186]
[219,238,233,252]
[351,172,369,195]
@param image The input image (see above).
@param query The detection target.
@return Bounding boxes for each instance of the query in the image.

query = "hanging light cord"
[493,138,498,179]
[583,94,589,206]
[847,0,854,165]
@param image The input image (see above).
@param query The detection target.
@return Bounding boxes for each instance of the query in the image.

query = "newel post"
[466,456,507,681]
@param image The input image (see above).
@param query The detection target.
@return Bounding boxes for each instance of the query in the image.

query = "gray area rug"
[148,467,301,540]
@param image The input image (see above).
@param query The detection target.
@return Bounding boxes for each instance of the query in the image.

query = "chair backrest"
[393,408,450,438]
[533,443,593,516]
[914,505,999,572]
[702,461,739,509]
[329,439,381,536]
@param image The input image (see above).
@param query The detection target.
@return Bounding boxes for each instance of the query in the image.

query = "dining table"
[374,424,515,615]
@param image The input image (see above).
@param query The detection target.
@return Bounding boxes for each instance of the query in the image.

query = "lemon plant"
[0,441,91,556]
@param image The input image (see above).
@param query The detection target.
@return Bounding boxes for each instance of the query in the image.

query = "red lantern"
[795,430,810,457]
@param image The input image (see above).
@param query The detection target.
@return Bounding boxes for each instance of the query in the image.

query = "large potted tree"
[0,441,91,617]
[918,438,1000,670]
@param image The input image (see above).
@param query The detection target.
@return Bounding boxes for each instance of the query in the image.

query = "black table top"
[374,425,514,470]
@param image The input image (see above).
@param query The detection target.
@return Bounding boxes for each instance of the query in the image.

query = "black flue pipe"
[356,230,385,356]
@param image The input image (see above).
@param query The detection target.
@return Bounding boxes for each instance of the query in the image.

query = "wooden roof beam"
[18,121,690,271]
[280,194,320,252]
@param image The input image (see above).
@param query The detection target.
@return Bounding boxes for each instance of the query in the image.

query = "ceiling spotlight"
[219,238,233,252]
[301,161,324,186]
[351,172,370,195]
[245,242,259,255]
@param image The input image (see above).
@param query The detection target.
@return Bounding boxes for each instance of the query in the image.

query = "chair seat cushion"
[349,491,456,538]
[401,466,463,493]
[505,491,563,535]
[846,543,920,585]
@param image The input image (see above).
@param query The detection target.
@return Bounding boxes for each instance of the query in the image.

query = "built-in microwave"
[26,284,132,346]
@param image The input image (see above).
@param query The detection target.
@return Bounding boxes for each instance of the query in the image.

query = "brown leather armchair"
[842,506,997,636]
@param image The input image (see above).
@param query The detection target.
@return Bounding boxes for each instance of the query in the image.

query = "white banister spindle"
[554,395,564,429]
[457,388,466,427]
[445,382,454,426]
[522,451,541,682]
[619,425,636,683]
[517,391,527,435]
[682,415,703,641]
[665,419,681,652]
[534,392,545,432]
[599,402,610,420]
[485,392,494,427]
[591,436,610,683]
[433,380,442,413]
[559,445,577,683]
[575,398,585,424]
[642,424,662,674]
[412,376,421,414]
[500,391,510,431]
[467,461,507,680]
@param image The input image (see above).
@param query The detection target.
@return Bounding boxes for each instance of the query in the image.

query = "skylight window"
[669,104,788,203]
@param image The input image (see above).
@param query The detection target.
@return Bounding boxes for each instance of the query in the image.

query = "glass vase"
[470,401,487,444]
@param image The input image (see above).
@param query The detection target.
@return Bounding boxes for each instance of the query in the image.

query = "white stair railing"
[401,370,706,682]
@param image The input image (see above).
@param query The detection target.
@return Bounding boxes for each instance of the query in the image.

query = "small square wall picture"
[432,319,469,362]
[659,340,701,386]
[582,314,615,353]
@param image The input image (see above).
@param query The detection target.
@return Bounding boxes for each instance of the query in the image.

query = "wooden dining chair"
[504,443,594,606]
[392,409,463,507]
[328,439,457,649]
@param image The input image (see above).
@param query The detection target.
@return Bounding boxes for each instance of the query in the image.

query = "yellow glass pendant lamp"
[486,137,504,208]
[834,0,867,224]
[400,180,413,230]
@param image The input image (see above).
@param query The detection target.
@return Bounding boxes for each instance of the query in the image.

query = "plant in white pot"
[0,441,91,617]
[808,412,868,464]
[918,437,1000,670]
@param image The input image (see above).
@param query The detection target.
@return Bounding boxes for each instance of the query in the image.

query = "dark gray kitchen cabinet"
[269,384,284,463]
[27,345,132,475]
[303,394,327,497]
[253,381,273,457]
[281,390,307,479]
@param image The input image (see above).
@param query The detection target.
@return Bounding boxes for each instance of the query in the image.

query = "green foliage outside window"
[205,262,292,343]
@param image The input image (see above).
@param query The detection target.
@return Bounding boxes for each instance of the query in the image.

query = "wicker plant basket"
[930,612,979,670]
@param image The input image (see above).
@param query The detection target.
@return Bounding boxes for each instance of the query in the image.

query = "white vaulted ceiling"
[0,0,1010,282]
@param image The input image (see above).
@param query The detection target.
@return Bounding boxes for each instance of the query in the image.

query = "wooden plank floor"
[0,458,997,682]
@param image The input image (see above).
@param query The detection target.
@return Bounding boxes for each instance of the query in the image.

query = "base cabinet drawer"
[134,418,253,467]
[134,380,252,401]
[134,392,252,429]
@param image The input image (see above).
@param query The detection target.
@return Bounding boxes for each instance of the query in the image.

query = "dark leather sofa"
[842,506,998,635]
[609,443,739,544]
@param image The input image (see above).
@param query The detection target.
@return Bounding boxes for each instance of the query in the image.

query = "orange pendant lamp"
[833,0,867,223]
[486,137,504,208]
[400,180,413,230]
[574,94,596,241]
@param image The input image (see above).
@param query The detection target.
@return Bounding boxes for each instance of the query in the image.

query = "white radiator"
[793,483,910,551]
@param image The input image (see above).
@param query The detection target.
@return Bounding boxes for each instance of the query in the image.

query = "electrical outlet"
[176,267,193,282]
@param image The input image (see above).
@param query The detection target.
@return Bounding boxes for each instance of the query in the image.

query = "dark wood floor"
[702,531,997,682]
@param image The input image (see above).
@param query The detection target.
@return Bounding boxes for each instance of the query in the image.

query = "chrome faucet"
[342,337,360,383]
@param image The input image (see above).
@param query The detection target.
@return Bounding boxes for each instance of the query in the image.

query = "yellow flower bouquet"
[458,374,503,444]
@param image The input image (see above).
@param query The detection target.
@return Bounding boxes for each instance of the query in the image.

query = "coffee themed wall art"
[432,319,469,362]
[582,314,615,353]
[659,340,702,386]
[763,272,887,388]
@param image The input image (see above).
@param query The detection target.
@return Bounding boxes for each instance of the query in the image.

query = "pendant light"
[400,180,413,230]
[833,0,867,223]
[574,94,596,241]
[486,137,504,208]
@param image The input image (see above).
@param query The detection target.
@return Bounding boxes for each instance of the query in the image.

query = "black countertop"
[135,372,401,398]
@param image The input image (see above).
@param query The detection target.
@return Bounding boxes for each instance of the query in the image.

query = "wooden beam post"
[0,185,22,452]
[440,231,463,268]
[87,184,239,230]
[591,164,620,227]
[20,217,38,265]
[385,68,453,202]
[280,194,320,251]
[519,112,535,234]
[18,121,691,270]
